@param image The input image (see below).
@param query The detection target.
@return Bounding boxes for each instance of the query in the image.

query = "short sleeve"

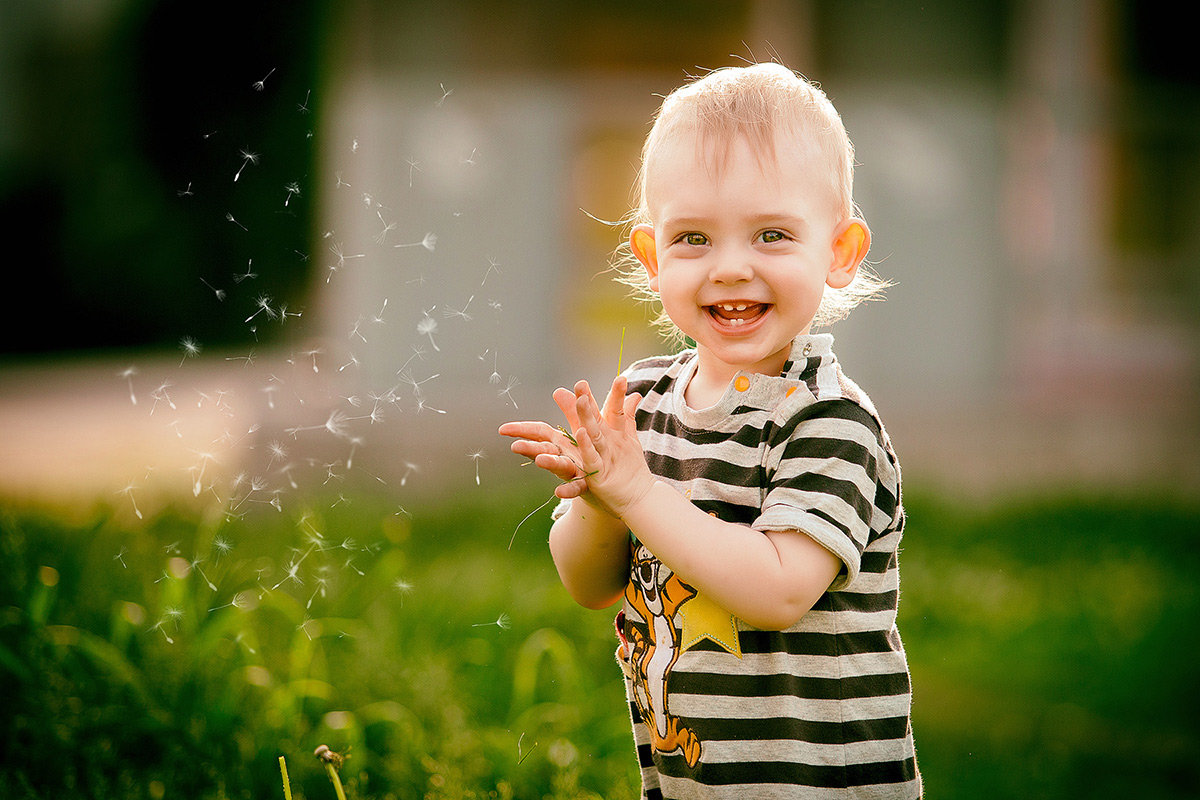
[752,400,887,592]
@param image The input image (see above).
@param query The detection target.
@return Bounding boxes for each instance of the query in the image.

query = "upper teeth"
[720,304,749,311]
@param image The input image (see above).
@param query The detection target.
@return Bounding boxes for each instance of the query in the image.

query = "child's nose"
[707,248,754,284]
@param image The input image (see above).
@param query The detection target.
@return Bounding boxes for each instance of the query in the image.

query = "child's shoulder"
[622,348,695,395]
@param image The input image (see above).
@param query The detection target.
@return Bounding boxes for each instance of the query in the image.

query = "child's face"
[635,127,858,380]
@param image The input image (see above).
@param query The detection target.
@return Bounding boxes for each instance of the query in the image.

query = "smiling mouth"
[706,302,770,328]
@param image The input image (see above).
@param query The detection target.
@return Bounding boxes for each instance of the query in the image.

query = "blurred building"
[0,0,1196,501]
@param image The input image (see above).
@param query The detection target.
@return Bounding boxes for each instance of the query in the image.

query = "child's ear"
[630,224,659,291]
[827,218,870,289]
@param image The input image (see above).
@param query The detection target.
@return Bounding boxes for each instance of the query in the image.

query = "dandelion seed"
[489,300,502,312]
[394,232,437,251]
[200,277,226,301]
[482,256,501,285]
[339,354,360,372]
[233,149,259,182]
[114,547,128,568]
[462,147,479,166]
[416,313,440,351]
[302,347,322,373]
[212,536,232,561]
[500,376,520,409]
[436,82,453,106]
[444,295,474,322]
[119,366,138,406]
[279,304,302,324]
[472,613,511,630]
[252,68,275,91]
[151,619,175,645]
[149,381,176,415]
[351,138,359,153]
[284,182,301,206]
[405,156,420,188]
[245,294,277,323]
[266,439,288,468]
[191,558,218,591]
[400,462,419,487]
[509,494,557,550]
[225,351,256,368]
[177,181,194,197]
[234,259,257,283]
[298,89,312,113]
[375,210,398,244]
[335,171,350,188]
[189,450,218,497]
[178,337,201,367]
[226,212,248,231]
[372,298,389,325]
[468,450,485,485]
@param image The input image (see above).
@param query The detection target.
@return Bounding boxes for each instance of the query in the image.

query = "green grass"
[1,488,1198,799]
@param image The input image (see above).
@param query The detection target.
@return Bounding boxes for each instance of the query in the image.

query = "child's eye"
[678,232,708,246]
[759,229,788,244]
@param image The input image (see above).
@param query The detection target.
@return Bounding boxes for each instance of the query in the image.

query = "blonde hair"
[615,62,888,344]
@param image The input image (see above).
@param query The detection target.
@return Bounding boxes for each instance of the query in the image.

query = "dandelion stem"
[279,756,293,800]
[324,762,347,800]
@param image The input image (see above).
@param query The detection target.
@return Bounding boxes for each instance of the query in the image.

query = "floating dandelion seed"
[246,294,277,323]
[509,494,558,550]
[339,354,360,372]
[482,256,501,285]
[114,547,128,569]
[234,259,257,283]
[212,536,233,561]
[351,138,359,153]
[234,149,259,182]
[444,295,475,322]
[395,232,437,251]
[462,147,479,166]
[284,182,301,206]
[405,156,420,187]
[191,557,218,591]
[177,181,194,197]
[375,210,398,244]
[500,376,520,409]
[149,381,176,415]
[279,304,302,324]
[335,171,350,188]
[400,462,419,487]
[178,337,201,367]
[190,450,218,497]
[302,347,323,373]
[119,366,138,405]
[252,68,275,91]
[436,82,453,106]
[200,278,226,301]
[472,613,511,630]
[417,313,440,351]
[266,440,288,467]
[469,450,486,485]
[298,89,311,113]
[225,212,248,231]
[225,351,256,368]
[372,298,389,325]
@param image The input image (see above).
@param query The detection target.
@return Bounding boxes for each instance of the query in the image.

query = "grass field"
[1,487,1198,799]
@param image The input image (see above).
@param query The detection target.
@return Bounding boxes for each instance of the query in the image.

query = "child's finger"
[552,387,582,432]
[601,375,627,422]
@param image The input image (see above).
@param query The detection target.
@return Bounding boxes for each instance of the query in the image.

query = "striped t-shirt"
[613,334,920,799]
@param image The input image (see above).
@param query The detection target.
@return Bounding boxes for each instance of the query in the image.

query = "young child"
[500,62,920,799]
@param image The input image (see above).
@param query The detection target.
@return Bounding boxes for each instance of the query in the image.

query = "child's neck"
[684,348,790,410]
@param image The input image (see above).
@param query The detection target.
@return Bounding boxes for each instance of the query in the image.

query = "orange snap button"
[785,386,797,397]
[734,376,750,392]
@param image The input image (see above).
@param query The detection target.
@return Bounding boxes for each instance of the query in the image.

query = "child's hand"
[557,377,655,518]
[499,376,653,519]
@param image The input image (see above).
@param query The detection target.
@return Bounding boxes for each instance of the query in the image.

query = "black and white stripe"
[619,334,921,799]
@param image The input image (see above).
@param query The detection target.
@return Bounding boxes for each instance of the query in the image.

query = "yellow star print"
[679,591,742,658]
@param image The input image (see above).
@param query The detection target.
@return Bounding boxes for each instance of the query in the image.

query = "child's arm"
[505,378,842,630]
[499,379,641,609]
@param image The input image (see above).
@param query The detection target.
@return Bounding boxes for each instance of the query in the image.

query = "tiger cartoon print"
[617,542,703,768]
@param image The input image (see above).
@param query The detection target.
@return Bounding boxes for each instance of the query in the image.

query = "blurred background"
[0,1,1197,798]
